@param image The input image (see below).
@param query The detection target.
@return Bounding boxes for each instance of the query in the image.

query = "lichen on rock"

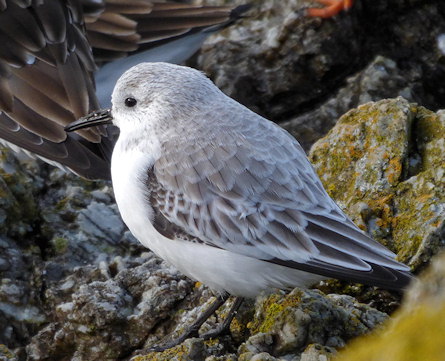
[238,288,386,360]
[309,97,445,270]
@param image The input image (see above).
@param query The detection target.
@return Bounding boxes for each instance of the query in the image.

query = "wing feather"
[147,110,411,289]
[0,0,243,180]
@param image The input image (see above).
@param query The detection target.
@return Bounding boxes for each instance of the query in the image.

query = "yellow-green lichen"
[0,344,15,359]
[247,291,303,335]
[55,197,70,211]
[309,98,445,271]
[0,157,40,237]
[52,237,69,254]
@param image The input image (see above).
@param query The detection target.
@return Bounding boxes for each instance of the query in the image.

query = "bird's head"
[65,62,220,136]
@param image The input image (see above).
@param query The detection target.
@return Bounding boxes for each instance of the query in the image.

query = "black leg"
[201,297,244,340]
[148,294,230,352]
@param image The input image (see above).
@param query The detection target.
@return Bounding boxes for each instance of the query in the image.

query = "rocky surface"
[2,96,441,360]
[133,289,385,361]
[1,0,444,360]
[309,97,445,272]
[0,151,217,360]
[196,0,445,150]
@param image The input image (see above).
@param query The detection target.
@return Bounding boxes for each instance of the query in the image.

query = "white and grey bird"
[66,62,413,349]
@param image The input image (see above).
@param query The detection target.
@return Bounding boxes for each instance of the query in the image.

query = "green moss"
[247,291,303,334]
[55,197,70,211]
[203,338,220,347]
[415,108,445,171]
[229,316,244,336]
[0,344,15,359]
[52,237,69,254]
[0,164,40,238]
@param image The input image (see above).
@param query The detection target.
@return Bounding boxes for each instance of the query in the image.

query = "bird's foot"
[146,328,200,353]
[307,0,354,18]
[200,297,244,340]
[145,294,237,353]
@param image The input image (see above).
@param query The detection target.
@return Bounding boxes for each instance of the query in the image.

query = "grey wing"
[150,114,412,290]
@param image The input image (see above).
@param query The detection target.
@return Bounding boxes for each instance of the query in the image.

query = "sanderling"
[66,62,413,350]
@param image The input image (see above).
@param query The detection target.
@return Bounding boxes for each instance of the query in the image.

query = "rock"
[282,56,414,150]
[197,0,445,150]
[237,289,385,360]
[0,344,18,361]
[26,254,193,361]
[0,150,46,351]
[335,251,445,361]
[0,149,196,358]
[309,97,445,271]
[0,149,41,239]
[198,0,359,121]
[300,344,336,361]
[132,338,207,361]
[135,288,384,361]
[1,0,444,357]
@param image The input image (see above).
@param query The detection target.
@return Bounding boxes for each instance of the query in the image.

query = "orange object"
[307,0,354,18]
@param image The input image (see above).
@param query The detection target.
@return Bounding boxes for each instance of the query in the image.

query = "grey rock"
[2,0,445,359]
[236,288,386,360]
[282,56,414,150]
[198,0,445,150]
[309,97,445,270]
[300,344,336,361]
[27,254,193,360]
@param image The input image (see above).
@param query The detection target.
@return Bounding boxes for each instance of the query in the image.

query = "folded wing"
[148,109,412,290]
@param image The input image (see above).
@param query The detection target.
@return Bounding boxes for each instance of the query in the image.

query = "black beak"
[65,108,113,132]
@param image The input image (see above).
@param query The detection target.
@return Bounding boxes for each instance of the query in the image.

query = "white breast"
[111,145,157,249]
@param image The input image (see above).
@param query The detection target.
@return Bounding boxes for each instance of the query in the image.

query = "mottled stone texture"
[0,151,194,360]
[133,289,383,361]
[1,0,445,359]
[309,98,445,271]
[197,0,445,150]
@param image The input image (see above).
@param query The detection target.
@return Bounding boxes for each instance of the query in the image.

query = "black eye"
[125,97,137,107]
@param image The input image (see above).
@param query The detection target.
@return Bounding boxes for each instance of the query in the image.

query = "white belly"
[111,146,322,298]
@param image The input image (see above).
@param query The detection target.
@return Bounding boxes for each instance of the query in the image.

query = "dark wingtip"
[268,257,415,292]
[203,3,253,34]
[387,269,415,291]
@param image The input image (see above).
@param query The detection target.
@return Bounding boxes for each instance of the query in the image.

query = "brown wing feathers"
[0,0,240,179]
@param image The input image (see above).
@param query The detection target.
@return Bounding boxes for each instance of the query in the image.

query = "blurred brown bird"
[0,0,246,179]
